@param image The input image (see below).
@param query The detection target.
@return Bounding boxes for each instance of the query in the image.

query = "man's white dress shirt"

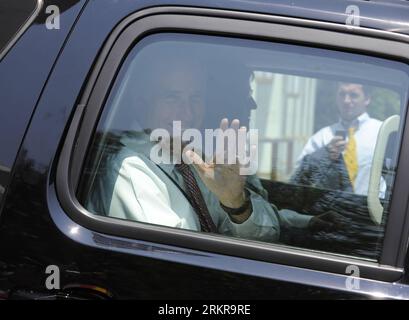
[89,133,313,242]
[296,112,384,196]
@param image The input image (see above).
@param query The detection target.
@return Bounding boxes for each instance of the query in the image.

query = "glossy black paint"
[0,0,84,203]
[1,0,409,299]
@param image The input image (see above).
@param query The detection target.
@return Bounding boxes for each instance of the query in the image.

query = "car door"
[0,0,88,299]
[2,1,409,299]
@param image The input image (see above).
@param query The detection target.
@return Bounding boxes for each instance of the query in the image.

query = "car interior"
[76,33,409,261]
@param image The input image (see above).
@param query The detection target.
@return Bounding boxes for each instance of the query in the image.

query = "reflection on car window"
[77,33,409,261]
[0,0,39,60]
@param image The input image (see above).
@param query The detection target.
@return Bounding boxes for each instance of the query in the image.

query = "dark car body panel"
[1,0,409,299]
[0,0,86,202]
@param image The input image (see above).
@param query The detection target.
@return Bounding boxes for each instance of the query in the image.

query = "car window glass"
[77,33,409,261]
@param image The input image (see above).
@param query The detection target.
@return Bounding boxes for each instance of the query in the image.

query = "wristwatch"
[220,189,252,216]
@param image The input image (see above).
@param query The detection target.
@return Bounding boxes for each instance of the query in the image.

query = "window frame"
[56,6,409,282]
[0,0,43,62]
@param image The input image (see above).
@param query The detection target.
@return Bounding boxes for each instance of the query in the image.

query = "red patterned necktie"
[175,163,217,233]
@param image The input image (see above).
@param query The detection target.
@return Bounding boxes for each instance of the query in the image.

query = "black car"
[1,0,409,300]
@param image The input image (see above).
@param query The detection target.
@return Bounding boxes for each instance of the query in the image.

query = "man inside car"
[291,82,385,197]
[85,53,345,241]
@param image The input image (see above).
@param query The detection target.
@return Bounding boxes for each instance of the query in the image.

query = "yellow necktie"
[343,127,358,187]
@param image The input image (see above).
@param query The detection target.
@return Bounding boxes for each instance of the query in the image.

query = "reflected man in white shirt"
[292,82,384,196]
